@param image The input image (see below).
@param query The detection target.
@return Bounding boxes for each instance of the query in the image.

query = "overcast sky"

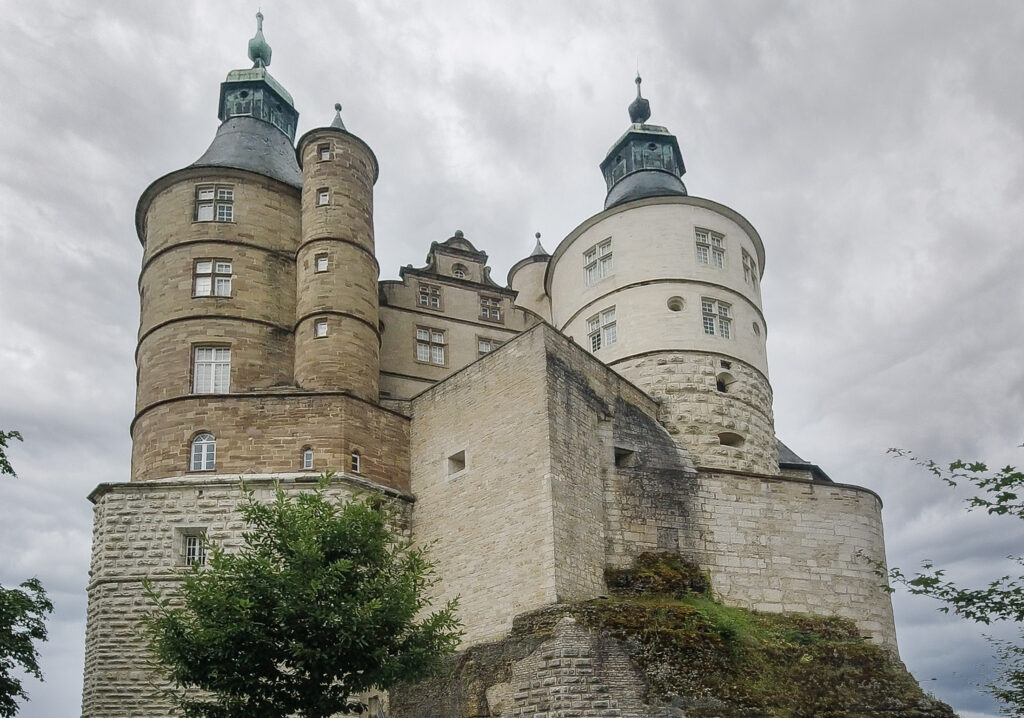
[1,2,1022,716]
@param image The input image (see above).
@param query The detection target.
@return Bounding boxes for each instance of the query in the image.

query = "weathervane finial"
[628,73,651,124]
[248,10,272,68]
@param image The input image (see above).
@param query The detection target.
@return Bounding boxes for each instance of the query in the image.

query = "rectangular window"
[193,347,230,393]
[696,229,725,268]
[315,253,329,273]
[701,298,732,338]
[302,448,314,470]
[480,296,502,322]
[417,284,441,309]
[314,319,328,338]
[196,184,234,222]
[416,327,445,365]
[742,249,758,288]
[587,306,617,352]
[317,188,330,206]
[584,239,613,286]
[317,143,331,161]
[184,534,206,567]
[193,259,233,296]
[478,337,502,356]
[350,451,361,473]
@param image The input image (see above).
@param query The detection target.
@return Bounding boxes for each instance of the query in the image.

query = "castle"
[81,16,898,717]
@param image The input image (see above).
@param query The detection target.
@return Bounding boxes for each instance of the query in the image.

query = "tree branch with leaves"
[886,448,1024,716]
[0,430,52,717]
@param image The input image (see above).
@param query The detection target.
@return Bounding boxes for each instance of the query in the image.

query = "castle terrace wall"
[690,471,896,648]
[409,327,557,647]
[81,476,410,718]
[131,393,409,493]
[539,328,680,603]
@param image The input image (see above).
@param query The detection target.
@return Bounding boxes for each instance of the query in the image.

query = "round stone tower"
[546,77,778,474]
[294,105,380,402]
[131,14,303,481]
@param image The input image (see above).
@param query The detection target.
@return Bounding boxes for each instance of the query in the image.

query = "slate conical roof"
[190,12,302,188]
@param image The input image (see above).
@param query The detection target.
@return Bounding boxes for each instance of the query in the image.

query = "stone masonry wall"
[614,352,779,474]
[81,476,411,718]
[410,327,558,646]
[689,470,897,649]
[131,393,410,492]
[540,329,674,603]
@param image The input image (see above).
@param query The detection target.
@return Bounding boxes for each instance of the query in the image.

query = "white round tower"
[546,77,778,474]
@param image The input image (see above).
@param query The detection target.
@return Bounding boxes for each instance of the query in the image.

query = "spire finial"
[248,10,272,68]
[628,73,651,124]
[331,102,346,130]
[531,232,549,257]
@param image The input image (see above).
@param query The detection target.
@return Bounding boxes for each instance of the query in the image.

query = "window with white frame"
[478,337,502,356]
[193,347,230,393]
[184,533,206,566]
[452,263,467,279]
[317,187,330,206]
[302,447,314,470]
[695,229,725,268]
[193,259,232,297]
[479,296,502,322]
[701,298,732,338]
[314,319,328,338]
[587,306,617,352]
[317,143,331,161]
[314,253,329,273]
[742,249,758,288]
[583,239,613,285]
[195,185,234,222]
[350,451,361,473]
[417,284,441,309]
[190,433,216,471]
[415,327,445,365]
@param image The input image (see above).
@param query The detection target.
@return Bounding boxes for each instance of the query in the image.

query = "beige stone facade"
[83,35,902,717]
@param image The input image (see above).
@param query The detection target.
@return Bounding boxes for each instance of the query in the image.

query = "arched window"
[350,451,361,474]
[302,447,314,471]
[190,433,216,471]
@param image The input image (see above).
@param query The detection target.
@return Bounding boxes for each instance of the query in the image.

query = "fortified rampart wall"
[81,476,412,718]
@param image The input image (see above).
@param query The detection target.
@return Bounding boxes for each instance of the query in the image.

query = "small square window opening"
[314,319,328,338]
[447,450,466,476]
[314,253,329,273]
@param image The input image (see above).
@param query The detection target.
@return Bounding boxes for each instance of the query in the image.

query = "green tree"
[143,479,462,718]
[887,449,1024,716]
[0,580,53,718]
[0,431,22,478]
[0,430,53,718]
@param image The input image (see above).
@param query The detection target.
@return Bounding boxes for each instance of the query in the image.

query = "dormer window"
[452,263,468,279]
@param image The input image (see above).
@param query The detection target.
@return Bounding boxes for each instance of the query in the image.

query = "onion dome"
[599,74,687,210]
[628,75,651,124]
[191,12,302,188]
